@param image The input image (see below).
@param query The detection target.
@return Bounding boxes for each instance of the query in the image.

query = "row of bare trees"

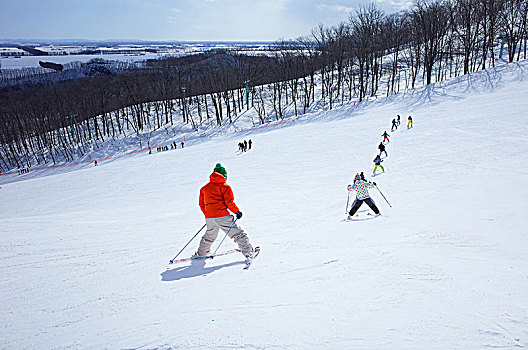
[0,51,318,170]
[1,0,527,172]
[311,0,527,105]
[0,59,141,88]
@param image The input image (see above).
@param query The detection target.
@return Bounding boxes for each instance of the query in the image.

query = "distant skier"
[238,142,244,152]
[94,160,98,166]
[373,154,385,174]
[378,142,387,157]
[396,115,401,126]
[360,172,367,181]
[382,131,390,143]
[347,173,380,218]
[181,142,185,148]
[194,163,255,262]
[407,115,413,128]
[248,139,252,150]
[391,118,398,131]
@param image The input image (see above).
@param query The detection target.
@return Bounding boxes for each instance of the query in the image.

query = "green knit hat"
[213,163,227,177]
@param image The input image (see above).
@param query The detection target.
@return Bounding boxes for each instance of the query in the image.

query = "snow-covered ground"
[1,60,528,349]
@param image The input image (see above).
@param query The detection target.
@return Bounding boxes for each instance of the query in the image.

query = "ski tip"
[243,247,260,270]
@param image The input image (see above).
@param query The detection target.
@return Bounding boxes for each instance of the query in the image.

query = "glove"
[236,211,243,219]
[373,182,377,186]
[347,184,352,191]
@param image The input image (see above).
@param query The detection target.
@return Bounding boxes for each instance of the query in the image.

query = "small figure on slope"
[347,174,381,218]
[382,131,390,143]
[396,115,401,126]
[378,142,387,157]
[407,115,413,128]
[195,163,255,262]
[373,154,384,174]
[391,118,398,131]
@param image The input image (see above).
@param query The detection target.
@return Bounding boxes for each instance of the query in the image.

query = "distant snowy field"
[0,53,162,69]
[0,42,273,69]
[1,60,528,349]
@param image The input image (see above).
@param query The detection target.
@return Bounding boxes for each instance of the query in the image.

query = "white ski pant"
[197,215,253,256]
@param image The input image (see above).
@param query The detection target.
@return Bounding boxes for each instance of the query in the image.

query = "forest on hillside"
[0,0,526,171]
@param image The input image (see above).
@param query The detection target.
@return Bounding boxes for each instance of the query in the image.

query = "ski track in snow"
[1,61,528,349]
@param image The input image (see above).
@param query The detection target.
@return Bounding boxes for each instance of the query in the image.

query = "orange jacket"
[199,172,240,219]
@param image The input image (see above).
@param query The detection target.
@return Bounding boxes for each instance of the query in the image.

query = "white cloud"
[261,0,293,10]
[316,4,355,13]
[166,8,182,24]
[375,0,413,11]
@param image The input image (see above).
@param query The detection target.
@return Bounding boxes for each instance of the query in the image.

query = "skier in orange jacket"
[195,163,254,260]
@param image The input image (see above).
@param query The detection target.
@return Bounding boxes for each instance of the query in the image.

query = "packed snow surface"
[1,61,528,349]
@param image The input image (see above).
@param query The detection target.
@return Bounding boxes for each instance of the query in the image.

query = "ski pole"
[345,189,351,214]
[169,223,206,264]
[212,218,238,257]
[375,184,392,207]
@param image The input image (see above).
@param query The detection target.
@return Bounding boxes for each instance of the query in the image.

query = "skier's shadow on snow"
[161,259,245,281]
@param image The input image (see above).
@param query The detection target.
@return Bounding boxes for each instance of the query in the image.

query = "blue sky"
[0,0,412,41]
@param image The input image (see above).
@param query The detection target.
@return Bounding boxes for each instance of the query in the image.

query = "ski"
[169,249,241,265]
[210,248,241,259]
[243,246,261,270]
[343,213,381,222]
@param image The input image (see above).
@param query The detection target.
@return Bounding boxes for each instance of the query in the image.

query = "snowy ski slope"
[1,60,528,349]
